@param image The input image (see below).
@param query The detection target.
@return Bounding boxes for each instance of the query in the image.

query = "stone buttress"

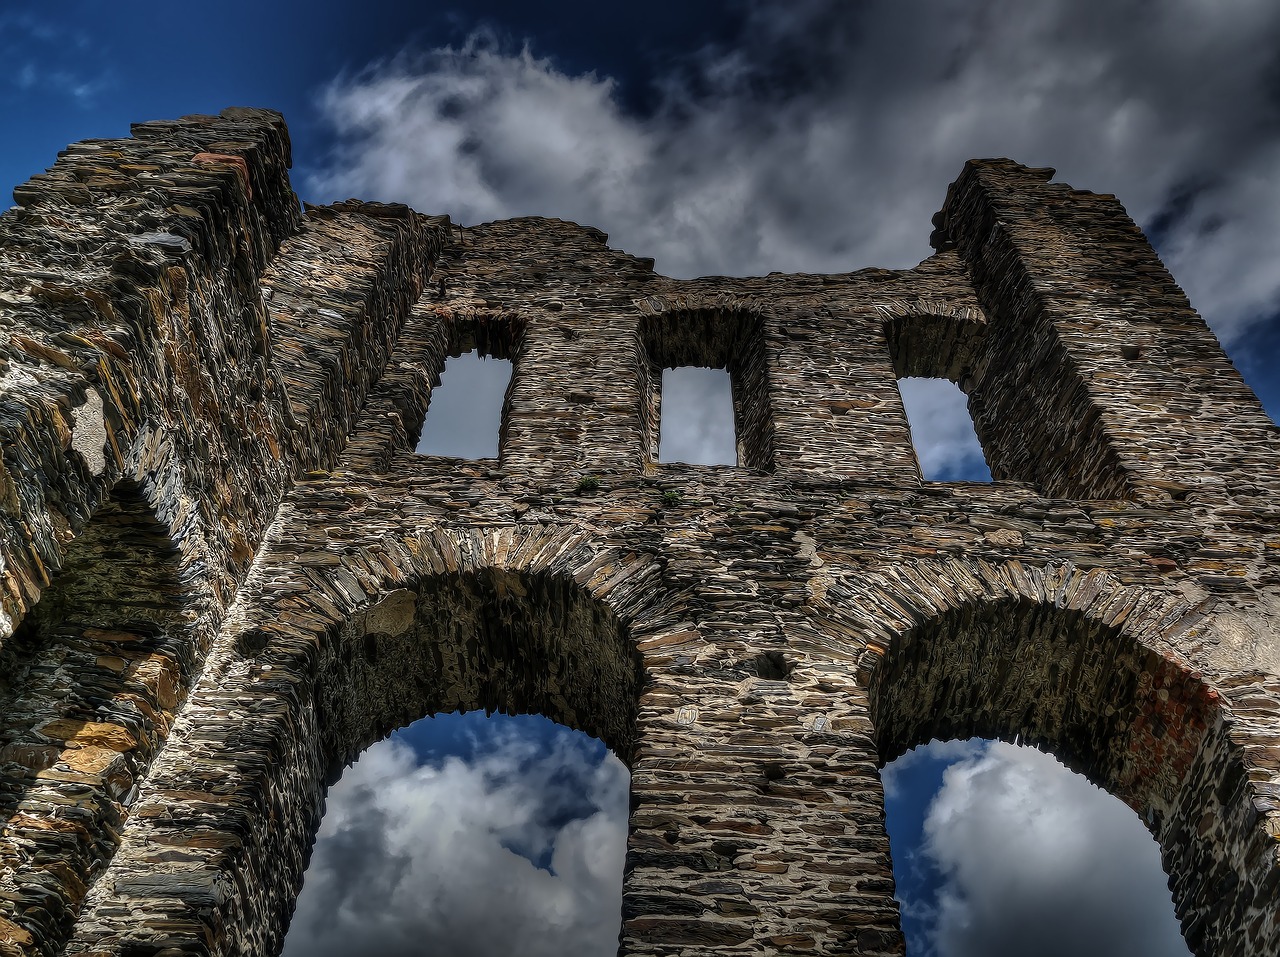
[0,110,1277,956]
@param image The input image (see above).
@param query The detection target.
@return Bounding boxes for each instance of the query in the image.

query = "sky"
[5,1,1278,954]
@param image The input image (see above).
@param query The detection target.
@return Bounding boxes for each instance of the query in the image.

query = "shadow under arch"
[847,565,1278,957]
[313,566,642,778]
[877,300,988,385]
[0,478,198,953]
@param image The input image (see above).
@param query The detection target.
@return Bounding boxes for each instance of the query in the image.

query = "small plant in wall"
[661,489,682,507]
[575,475,600,493]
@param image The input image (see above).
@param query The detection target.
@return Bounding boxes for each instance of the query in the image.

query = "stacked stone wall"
[0,109,446,952]
[0,110,1277,957]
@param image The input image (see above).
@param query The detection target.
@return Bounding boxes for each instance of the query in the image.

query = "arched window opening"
[880,312,992,483]
[282,711,627,956]
[881,307,1138,498]
[897,377,991,482]
[416,350,514,459]
[881,738,1189,956]
[658,366,737,465]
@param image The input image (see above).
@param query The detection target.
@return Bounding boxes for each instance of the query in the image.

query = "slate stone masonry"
[0,109,1277,956]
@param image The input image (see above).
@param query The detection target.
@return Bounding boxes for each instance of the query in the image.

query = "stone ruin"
[0,108,1277,956]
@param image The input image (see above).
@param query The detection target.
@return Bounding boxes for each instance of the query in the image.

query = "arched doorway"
[54,521,668,957]
[858,582,1273,956]
[284,567,642,956]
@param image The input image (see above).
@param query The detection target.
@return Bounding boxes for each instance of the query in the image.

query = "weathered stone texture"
[1,110,1278,956]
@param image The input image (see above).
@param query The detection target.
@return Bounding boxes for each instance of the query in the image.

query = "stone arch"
[268,521,662,789]
[821,560,1279,957]
[316,566,641,773]
[62,524,676,957]
[0,472,204,954]
[635,293,774,471]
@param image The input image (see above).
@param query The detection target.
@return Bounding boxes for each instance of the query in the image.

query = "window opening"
[416,350,512,459]
[658,366,737,465]
[640,307,773,471]
[282,711,627,956]
[881,739,1189,957]
[897,377,991,481]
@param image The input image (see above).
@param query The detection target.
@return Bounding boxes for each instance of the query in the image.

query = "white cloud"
[880,738,985,801]
[918,742,1189,957]
[282,727,628,957]
[310,38,649,233]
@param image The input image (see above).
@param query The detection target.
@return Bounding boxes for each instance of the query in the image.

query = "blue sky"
[0,1,739,211]
[5,2,1277,954]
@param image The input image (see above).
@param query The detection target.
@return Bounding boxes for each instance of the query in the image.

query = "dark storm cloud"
[282,729,628,957]
[308,0,1280,348]
[284,798,413,944]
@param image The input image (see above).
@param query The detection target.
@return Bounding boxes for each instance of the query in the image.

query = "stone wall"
[0,110,1277,956]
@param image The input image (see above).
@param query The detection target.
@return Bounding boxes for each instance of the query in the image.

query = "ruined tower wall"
[0,111,1278,957]
[936,159,1279,500]
[0,109,445,953]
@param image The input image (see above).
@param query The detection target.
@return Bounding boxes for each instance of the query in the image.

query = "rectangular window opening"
[415,350,513,459]
[658,366,737,466]
[898,377,992,482]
